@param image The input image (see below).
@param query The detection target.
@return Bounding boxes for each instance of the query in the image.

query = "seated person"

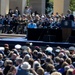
[27,20,37,29]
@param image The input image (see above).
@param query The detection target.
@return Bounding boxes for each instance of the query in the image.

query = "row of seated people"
[0,9,75,34]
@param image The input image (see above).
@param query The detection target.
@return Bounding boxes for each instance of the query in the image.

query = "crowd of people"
[0,43,74,75]
[0,5,75,75]
[0,6,75,34]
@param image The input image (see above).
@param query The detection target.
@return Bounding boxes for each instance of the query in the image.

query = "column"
[0,0,1,14]
[0,0,9,15]
[9,0,26,15]
[54,0,70,15]
[29,0,45,14]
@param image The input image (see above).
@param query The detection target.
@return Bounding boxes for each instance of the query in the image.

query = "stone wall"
[54,0,70,15]
[29,0,45,14]
[9,0,26,15]
[0,0,9,15]
[0,0,70,15]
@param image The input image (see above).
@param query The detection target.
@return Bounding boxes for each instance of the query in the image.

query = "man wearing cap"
[16,62,33,75]
[68,46,75,54]
[45,47,55,59]
[15,44,21,54]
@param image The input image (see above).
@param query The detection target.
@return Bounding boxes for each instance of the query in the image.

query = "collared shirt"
[28,23,37,29]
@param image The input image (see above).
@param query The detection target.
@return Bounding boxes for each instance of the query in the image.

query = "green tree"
[45,0,53,14]
[27,0,30,6]
[70,0,75,11]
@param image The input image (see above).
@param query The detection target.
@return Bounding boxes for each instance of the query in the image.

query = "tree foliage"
[70,0,75,11]
[45,0,53,14]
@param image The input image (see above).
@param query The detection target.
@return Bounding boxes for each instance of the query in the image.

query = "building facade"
[0,0,70,15]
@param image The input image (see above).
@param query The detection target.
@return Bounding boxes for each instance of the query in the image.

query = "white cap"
[25,54,30,58]
[15,44,21,49]
[41,15,44,18]
[55,49,60,52]
[21,62,31,70]
[30,43,33,46]
[69,46,75,51]
[45,47,53,52]
[0,47,4,51]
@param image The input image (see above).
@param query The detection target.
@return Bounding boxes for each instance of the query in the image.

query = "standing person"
[14,7,20,16]
[24,6,32,15]
[12,15,18,33]
[3,15,9,33]
[66,9,74,21]
[7,66,17,75]
[66,9,75,28]
[15,57,23,68]
[8,9,14,17]
[16,62,33,75]
[3,60,13,75]
[37,67,44,75]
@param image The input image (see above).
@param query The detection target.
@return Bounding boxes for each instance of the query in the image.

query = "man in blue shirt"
[27,20,37,28]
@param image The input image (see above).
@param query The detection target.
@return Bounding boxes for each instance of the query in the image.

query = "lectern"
[61,20,72,42]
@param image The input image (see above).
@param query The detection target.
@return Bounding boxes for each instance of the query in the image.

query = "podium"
[61,20,72,42]
[43,35,56,42]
